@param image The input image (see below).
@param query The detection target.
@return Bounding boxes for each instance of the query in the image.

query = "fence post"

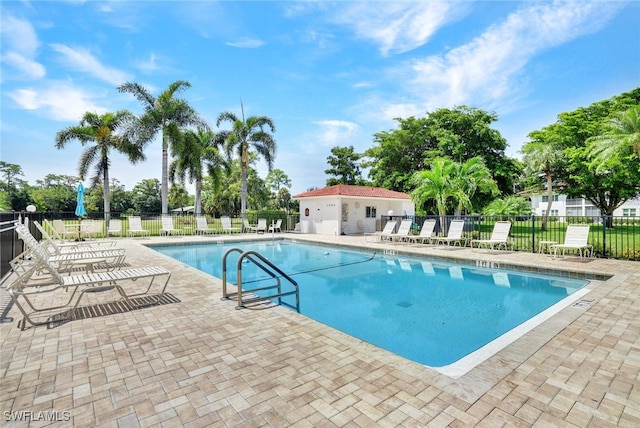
[601,215,607,258]
[531,214,536,254]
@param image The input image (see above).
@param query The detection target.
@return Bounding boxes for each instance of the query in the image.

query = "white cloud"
[398,1,623,110]
[332,1,466,56]
[8,82,107,122]
[50,43,132,85]
[0,15,46,79]
[225,38,265,48]
[313,120,360,147]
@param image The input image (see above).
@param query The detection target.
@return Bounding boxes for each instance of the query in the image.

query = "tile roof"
[293,184,411,200]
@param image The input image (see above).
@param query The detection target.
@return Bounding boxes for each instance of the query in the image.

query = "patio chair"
[51,219,79,241]
[222,216,240,234]
[243,218,256,233]
[471,221,512,251]
[107,219,122,237]
[364,220,398,243]
[161,216,184,236]
[256,218,268,234]
[388,219,414,243]
[127,216,150,237]
[80,219,104,240]
[550,224,593,259]
[268,219,282,233]
[406,219,437,245]
[434,220,468,247]
[196,216,217,235]
[10,223,170,327]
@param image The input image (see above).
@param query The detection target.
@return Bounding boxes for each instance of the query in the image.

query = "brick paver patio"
[1,234,639,427]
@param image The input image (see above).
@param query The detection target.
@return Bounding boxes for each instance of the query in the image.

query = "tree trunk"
[161,127,169,215]
[103,162,111,229]
[195,178,202,215]
[542,170,553,232]
[240,142,248,219]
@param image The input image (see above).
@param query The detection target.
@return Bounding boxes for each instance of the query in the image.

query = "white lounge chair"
[107,219,122,237]
[127,216,150,237]
[550,224,593,259]
[221,216,240,234]
[434,220,467,247]
[388,219,414,243]
[364,220,398,243]
[407,219,436,245]
[195,216,217,235]
[10,223,170,327]
[51,219,79,241]
[268,219,282,233]
[243,219,256,233]
[471,221,512,251]
[161,216,184,236]
[256,218,268,234]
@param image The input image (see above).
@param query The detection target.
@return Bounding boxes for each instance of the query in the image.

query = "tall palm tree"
[589,105,640,170]
[451,157,499,216]
[169,128,226,215]
[521,142,564,231]
[216,103,276,219]
[55,110,144,225]
[411,157,465,234]
[118,80,209,214]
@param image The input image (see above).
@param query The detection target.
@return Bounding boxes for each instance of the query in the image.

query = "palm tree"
[55,110,144,225]
[216,103,276,219]
[521,142,564,231]
[118,80,209,214]
[411,157,465,235]
[451,157,499,216]
[169,128,226,215]
[589,105,640,170]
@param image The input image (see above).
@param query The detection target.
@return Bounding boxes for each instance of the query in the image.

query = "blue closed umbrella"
[75,182,87,217]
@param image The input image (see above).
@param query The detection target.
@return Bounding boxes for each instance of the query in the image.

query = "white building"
[293,184,415,235]
[528,194,640,218]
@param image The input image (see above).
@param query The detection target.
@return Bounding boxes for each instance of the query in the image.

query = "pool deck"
[1,233,639,427]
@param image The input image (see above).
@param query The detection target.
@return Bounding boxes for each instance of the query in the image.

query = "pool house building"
[293,184,415,235]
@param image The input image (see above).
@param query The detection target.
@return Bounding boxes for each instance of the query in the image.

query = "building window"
[550,209,558,217]
[541,195,559,202]
[623,208,637,217]
[365,206,377,218]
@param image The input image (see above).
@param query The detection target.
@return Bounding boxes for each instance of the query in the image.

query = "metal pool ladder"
[221,248,299,312]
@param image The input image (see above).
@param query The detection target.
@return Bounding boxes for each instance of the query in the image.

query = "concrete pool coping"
[1,233,638,426]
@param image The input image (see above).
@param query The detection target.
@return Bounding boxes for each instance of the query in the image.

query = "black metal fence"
[382,214,640,261]
[2,212,639,278]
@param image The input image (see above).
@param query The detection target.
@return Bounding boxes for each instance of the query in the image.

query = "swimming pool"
[151,240,589,374]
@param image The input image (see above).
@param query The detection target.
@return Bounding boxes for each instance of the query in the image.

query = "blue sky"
[1,1,639,196]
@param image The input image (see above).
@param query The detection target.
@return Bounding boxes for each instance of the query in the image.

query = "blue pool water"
[151,240,589,368]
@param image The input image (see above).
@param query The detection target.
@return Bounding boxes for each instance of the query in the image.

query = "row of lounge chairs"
[43,216,281,239]
[365,219,593,257]
[5,221,171,327]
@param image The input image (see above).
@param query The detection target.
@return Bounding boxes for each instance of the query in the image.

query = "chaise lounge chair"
[127,216,150,238]
[364,220,398,243]
[222,216,240,234]
[406,219,437,245]
[550,224,593,259]
[434,220,468,247]
[388,219,414,243]
[161,216,184,236]
[10,223,171,327]
[196,216,217,235]
[471,221,512,251]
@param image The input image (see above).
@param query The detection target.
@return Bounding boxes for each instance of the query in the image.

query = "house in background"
[293,185,415,235]
[528,194,640,219]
